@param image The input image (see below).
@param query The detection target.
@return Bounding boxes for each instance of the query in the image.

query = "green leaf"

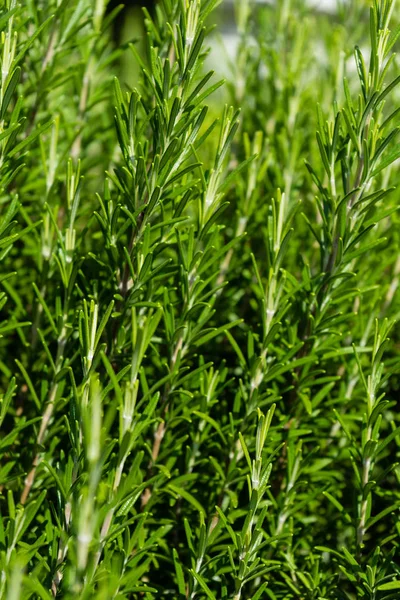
[366,503,400,530]
[167,484,206,516]
[378,581,400,591]
[15,360,41,410]
[173,548,186,595]
[1,67,21,120]
[191,319,243,347]
[189,570,216,600]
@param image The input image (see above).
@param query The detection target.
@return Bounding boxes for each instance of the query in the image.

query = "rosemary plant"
[1,0,400,598]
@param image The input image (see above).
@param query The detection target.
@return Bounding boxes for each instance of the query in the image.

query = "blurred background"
[106,0,362,85]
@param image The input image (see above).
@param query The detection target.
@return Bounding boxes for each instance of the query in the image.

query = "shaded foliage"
[1,0,400,598]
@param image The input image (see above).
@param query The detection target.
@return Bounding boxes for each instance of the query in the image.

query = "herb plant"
[1,0,400,598]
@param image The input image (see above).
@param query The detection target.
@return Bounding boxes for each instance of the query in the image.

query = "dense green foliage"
[1,0,400,597]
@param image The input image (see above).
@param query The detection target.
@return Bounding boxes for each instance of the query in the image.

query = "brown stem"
[20,315,67,504]
[25,27,58,137]
[140,402,169,509]
[71,60,92,161]
[51,461,78,596]
[141,335,184,508]
[20,383,57,504]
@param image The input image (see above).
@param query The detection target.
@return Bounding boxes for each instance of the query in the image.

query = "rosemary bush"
[1,0,400,597]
